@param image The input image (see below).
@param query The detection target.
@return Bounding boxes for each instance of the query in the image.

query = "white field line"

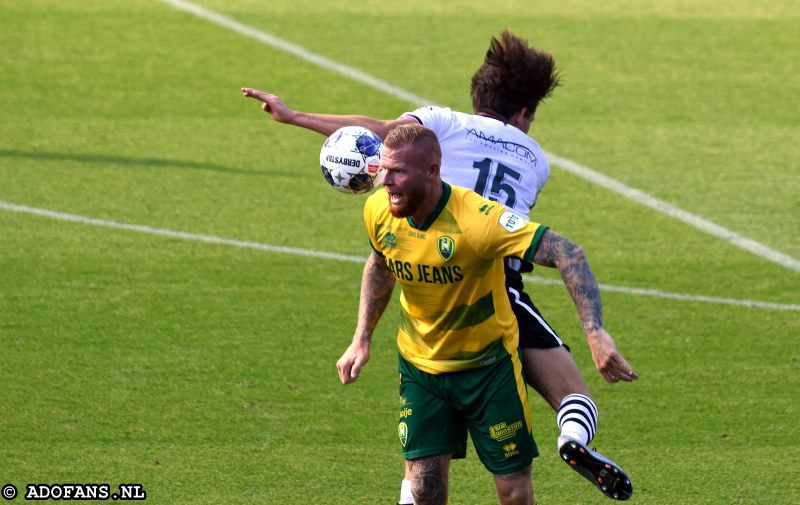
[545,153,800,273]
[160,0,800,273]
[0,201,363,264]
[160,0,429,106]
[2,200,798,312]
[522,276,800,312]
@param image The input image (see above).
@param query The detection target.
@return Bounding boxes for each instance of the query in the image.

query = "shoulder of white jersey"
[402,105,453,123]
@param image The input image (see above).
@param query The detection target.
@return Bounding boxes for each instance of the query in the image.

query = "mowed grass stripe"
[159,0,800,273]
[3,199,797,312]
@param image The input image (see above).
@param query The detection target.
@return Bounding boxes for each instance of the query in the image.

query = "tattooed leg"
[408,455,450,505]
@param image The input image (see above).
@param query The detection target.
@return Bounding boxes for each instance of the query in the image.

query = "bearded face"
[380,144,438,220]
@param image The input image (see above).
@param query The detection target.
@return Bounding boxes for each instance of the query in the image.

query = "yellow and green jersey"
[364,182,548,374]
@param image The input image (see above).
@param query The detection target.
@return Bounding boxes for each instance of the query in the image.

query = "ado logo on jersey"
[499,211,525,233]
[437,236,455,261]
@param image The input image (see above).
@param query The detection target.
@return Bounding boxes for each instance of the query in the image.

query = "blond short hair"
[383,124,442,162]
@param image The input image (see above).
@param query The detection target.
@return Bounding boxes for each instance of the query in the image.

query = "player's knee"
[494,466,533,505]
[496,483,533,505]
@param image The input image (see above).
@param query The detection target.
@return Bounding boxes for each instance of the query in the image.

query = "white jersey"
[404,106,549,220]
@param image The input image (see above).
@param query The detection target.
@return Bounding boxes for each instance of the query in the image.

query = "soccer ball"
[319,126,384,194]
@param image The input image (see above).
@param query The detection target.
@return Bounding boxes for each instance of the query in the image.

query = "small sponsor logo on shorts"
[400,407,413,419]
[479,356,497,366]
[489,420,523,441]
[503,442,520,458]
[398,422,409,447]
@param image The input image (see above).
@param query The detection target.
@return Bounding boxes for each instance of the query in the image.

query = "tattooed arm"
[336,251,396,384]
[533,229,638,383]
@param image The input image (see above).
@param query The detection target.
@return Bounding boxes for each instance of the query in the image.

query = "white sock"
[556,394,598,448]
[399,479,414,504]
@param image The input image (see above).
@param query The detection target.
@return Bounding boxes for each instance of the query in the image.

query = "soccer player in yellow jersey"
[336,124,628,505]
[245,31,637,503]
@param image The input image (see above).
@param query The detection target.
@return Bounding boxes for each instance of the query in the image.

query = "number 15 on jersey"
[472,158,523,208]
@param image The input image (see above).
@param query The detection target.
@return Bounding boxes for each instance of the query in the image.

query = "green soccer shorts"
[397,351,539,475]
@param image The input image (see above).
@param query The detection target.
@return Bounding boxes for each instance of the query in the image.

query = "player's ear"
[510,107,534,132]
[519,106,535,119]
[428,162,441,180]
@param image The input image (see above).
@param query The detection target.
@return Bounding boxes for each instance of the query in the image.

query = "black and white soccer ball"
[319,126,384,194]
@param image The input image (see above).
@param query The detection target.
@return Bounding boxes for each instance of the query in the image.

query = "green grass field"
[1,1,798,504]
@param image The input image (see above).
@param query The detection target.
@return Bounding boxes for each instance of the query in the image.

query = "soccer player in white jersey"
[243,30,638,502]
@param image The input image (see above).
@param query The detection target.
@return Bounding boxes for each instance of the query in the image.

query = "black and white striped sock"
[557,394,599,446]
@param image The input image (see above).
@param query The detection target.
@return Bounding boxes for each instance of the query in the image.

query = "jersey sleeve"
[466,194,548,262]
[401,106,454,135]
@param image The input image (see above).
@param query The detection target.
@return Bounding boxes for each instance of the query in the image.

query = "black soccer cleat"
[559,440,633,500]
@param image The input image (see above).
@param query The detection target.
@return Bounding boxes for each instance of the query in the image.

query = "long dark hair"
[470,30,561,121]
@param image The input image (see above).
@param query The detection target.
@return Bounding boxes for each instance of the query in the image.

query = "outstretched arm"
[242,87,416,138]
[533,229,639,383]
[336,250,396,384]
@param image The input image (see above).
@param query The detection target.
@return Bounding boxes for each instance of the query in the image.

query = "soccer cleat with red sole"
[559,440,633,500]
